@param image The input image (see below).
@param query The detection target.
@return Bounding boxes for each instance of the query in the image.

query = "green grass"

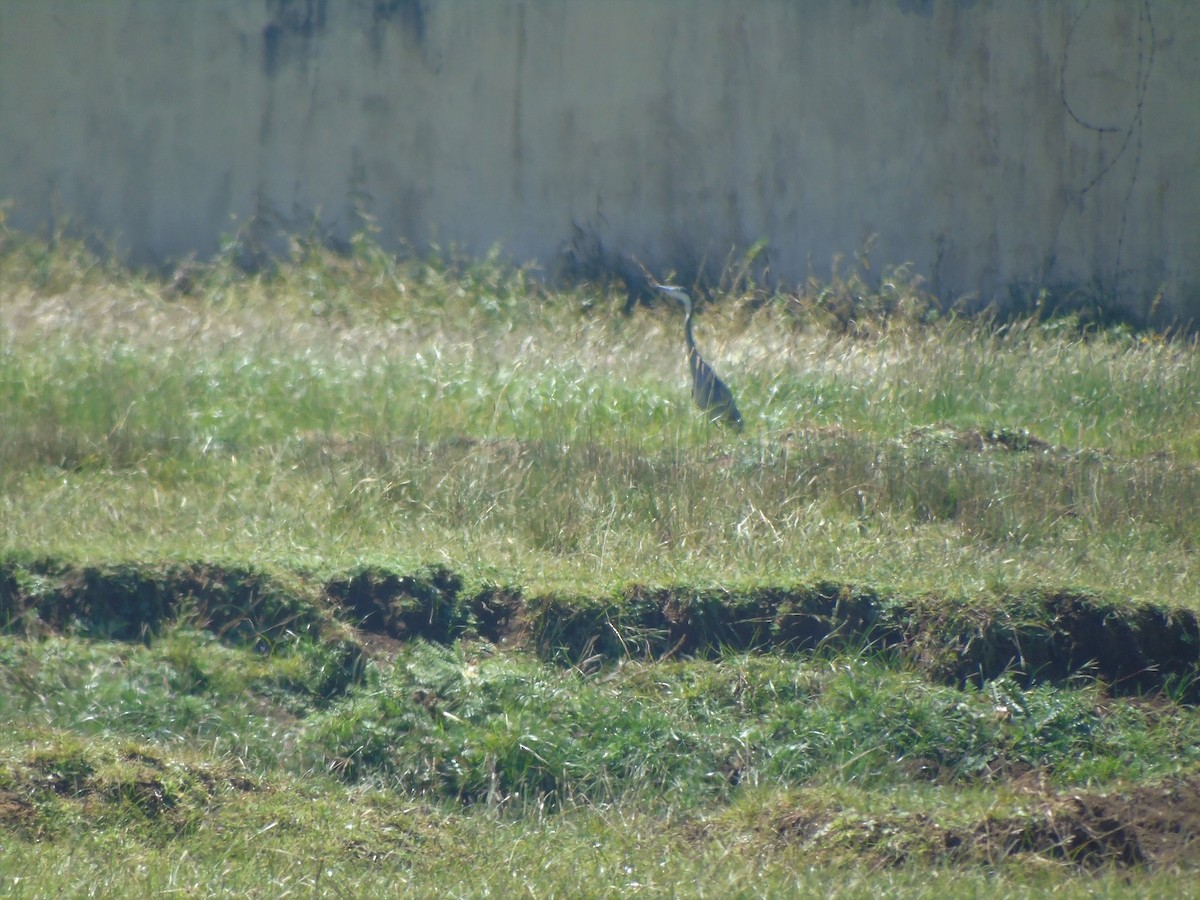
[299,641,1200,800]
[1,227,1198,895]
[2,230,1197,603]
[1,632,1197,895]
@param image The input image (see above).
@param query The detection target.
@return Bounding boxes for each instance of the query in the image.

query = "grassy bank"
[1,228,1198,895]
[1,628,1198,896]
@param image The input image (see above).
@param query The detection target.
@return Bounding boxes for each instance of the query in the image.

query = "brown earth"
[2,558,1197,700]
[774,774,1200,870]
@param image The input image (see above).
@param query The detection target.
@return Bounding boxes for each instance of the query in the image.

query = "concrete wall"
[1,1,1195,318]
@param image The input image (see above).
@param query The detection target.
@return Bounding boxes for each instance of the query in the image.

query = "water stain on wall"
[263,0,329,77]
[369,0,428,62]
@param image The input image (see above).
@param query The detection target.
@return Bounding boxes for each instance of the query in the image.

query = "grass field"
[1,226,1198,896]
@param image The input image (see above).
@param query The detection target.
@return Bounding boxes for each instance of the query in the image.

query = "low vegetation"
[0,221,1197,895]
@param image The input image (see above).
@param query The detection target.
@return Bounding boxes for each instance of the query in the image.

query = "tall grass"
[2,231,1197,604]
[2,226,1198,894]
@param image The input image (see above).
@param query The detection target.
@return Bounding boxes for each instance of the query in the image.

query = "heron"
[651,280,744,431]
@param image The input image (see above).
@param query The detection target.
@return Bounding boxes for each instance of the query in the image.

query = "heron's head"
[652,282,693,314]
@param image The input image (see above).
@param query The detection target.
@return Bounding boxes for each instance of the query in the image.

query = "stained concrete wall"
[0,1,1195,317]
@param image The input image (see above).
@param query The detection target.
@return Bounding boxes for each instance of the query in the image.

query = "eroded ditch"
[3,557,1198,870]
[2,558,1197,698]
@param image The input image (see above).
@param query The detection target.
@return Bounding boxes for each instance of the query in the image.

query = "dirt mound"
[0,559,322,643]
[533,583,1199,699]
[905,590,1200,696]
[3,557,1197,698]
[0,747,259,839]
[907,425,1055,453]
[0,792,36,829]
[974,777,1200,868]
[323,564,524,645]
[776,775,1200,870]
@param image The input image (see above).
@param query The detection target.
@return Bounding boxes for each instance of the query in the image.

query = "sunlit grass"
[2,239,1197,603]
[2,228,1198,895]
[1,632,1197,895]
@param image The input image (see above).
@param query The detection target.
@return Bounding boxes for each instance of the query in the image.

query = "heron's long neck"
[683,305,697,354]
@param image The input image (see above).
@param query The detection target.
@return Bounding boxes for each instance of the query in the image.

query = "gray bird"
[652,281,744,431]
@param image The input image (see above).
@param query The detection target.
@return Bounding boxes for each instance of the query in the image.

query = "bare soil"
[775,774,1200,870]
[3,558,1198,699]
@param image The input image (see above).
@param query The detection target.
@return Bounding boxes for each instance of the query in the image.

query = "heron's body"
[654,283,743,430]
